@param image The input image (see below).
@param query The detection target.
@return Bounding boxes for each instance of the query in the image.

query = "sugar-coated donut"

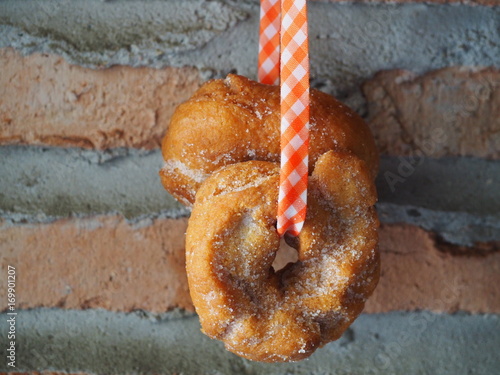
[186,151,380,362]
[160,74,379,206]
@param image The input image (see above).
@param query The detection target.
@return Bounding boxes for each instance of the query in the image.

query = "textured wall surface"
[0,0,499,374]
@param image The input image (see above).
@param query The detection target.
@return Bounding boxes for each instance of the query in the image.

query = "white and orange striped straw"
[258,0,281,85]
[258,0,310,237]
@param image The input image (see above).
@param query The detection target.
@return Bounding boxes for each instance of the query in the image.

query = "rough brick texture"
[364,67,500,158]
[0,216,192,312]
[1,217,498,314]
[0,48,201,149]
[0,0,499,373]
[2,49,500,158]
[365,224,500,313]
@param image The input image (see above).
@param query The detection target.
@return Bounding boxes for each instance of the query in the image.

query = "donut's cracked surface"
[160,74,380,362]
[186,152,380,362]
[160,74,379,206]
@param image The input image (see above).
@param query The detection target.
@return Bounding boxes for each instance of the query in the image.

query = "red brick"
[364,67,500,159]
[1,218,498,314]
[0,216,193,312]
[365,224,500,313]
[0,48,201,149]
[3,49,499,157]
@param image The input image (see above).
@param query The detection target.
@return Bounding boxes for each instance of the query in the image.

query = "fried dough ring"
[186,151,380,362]
[160,74,379,205]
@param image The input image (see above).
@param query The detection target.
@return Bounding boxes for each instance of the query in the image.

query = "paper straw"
[258,0,310,236]
[258,0,281,85]
[276,0,310,236]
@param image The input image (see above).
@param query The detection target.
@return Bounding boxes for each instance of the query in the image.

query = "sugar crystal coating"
[186,152,380,362]
[160,74,379,206]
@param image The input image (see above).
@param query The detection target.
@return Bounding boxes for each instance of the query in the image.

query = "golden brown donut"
[186,151,380,362]
[160,74,379,205]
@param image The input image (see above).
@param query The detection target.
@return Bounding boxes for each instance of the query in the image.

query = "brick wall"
[0,0,499,374]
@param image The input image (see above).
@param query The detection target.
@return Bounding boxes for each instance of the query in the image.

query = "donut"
[186,151,380,362]
[160,74,379,206]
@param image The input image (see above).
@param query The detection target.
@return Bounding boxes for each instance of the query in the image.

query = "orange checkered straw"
[258,0,310,236]
[258,0,281,85]
[277,0,310,237]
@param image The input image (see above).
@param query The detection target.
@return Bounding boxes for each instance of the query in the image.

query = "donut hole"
[272,237,299,272]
